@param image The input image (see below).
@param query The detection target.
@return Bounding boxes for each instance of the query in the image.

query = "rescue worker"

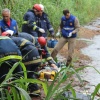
[0,35,22,83]
[2,32,41,97]
[22,4,45,37]
[7,31,58,70]
[36,4,55,38]
[18,32,40,48]
[38,37,58,70]
[0,8,18,35]
[51,9,80,67]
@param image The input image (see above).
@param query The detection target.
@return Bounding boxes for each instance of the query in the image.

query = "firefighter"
[17,32,40,48]
[0,35,22,83]
[7,31,58,70]
[2,32,41,97]
[51,9,80,67]
[22,4,45,37]
[0,8,18,35]
[36,4,55,38]
[38,36,58,70]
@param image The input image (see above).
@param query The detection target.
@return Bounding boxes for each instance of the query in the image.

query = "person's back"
[22,10,36,34]
[0,36,22,83]
[18,32,40,48]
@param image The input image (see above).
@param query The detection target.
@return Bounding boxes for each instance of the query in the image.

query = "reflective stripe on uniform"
[24,59,41,65]
[49,28,54,31]
[22,21,27,24]
[20,40,29,47]
[47,57,52,61]
[0,55,22,62]
[32,36,35,44]
[0,36,10,40]
[33,25,37,30]
[63,27,74,30]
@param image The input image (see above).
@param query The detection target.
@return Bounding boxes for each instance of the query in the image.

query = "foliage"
[0,61,47,100]
[0,0,100,32]
[0,60,100,99]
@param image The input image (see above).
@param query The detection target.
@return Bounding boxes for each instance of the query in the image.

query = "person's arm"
[72,17,80,34]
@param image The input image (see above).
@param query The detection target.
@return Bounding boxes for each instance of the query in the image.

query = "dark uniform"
[22,10,40,37]
[18,32,40,48]
[11,36,41,95]
[0,36,22,83]
[18,32,55,66]
[18,32,55,65]
[36,12,54,38]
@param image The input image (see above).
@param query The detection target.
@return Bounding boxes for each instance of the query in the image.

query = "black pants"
[26,63,41,92]
[0,60,22,83]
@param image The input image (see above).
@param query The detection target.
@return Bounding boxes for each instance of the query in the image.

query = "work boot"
[66,57,72,67]
[28,83,41,97]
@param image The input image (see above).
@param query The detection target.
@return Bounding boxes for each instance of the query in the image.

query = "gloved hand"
[39,28,45,33]
[67,32,72,37]
[56,32,60,36]
[6,30,14,36]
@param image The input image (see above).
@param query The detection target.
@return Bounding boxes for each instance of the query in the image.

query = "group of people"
[0,3,80,97]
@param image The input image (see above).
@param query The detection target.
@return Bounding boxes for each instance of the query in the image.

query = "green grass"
[0,0,100,32]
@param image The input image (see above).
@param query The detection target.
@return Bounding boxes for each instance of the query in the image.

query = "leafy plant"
[0,61,47,100]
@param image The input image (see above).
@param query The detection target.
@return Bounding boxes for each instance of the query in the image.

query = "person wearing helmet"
[0,35,22,83]
[0,8,18,36]
[12,37,41,97]
[36,4,55,38]
[22,4,45,37]
[38,36,58,70]
[17,32,41,48]
[14,32,58,70]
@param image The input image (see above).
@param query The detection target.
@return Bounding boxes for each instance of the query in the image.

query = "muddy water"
[80,18,100,99]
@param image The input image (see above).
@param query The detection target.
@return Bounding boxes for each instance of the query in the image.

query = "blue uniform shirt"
[0,18,18,35]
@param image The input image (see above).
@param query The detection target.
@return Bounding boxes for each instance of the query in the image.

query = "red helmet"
[33,4,41,11]
[2,32,9,36]
[38,37,46,46]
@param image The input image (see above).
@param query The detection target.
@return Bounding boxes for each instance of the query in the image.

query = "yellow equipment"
[38,67,56,81]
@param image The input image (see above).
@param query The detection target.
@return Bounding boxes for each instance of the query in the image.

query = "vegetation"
[0,60,100,99]
[0,0,100,32]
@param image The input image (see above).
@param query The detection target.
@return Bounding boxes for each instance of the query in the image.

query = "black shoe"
[29,89,41,97]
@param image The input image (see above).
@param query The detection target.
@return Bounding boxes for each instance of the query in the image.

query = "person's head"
[63,9,70,19]
[38,36,46,47]
[33,4,42,15]
[38,4,44,16]
[2,8,10,22]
